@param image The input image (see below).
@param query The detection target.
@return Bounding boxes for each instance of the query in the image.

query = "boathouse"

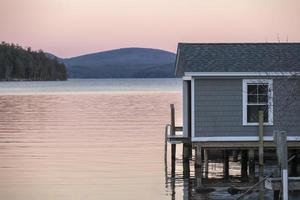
[174,43,300,148]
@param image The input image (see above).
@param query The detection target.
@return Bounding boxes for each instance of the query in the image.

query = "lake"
[0,79,291,200]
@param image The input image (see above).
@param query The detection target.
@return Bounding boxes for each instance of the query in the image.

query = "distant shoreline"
[0,79,68,82]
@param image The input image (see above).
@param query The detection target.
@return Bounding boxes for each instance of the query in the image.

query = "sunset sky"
[0,0,299,57]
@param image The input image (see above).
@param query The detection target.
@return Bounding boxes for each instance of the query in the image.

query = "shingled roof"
[175,43,300,77]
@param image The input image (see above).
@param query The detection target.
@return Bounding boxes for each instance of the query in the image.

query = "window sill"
[243,122,273,126]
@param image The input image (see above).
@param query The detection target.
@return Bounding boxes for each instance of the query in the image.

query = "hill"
[0,42,67,81]
[63,48,176,78]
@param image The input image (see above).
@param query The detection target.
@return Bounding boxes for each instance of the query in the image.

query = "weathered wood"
[258,110,264,200]
[265,177,300,191]
[277,131,288,200]
[223,150,229,180]
[195,144,203,187]
[175,126,183,131]
[183,143,191,162]
[182,154,190,179]
[170,104,176,176]
[248,149,255,182]
[241,150,248,180]
[164,125,169,167]
[204,149,209,178]
[170,104,175,135]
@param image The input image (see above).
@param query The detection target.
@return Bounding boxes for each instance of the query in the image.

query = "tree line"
[0,42,67,81]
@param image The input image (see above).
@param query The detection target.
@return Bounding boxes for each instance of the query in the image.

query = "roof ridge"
[178,42,300,45]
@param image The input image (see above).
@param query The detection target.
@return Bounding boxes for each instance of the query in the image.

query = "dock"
[164,104,300,200]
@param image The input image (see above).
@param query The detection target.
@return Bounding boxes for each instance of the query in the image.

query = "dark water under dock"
[0,79,299,200]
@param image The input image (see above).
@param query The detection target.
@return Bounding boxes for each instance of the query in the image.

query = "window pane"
[247,105,269,123]
[258,84,268,95]
[247,85,257,95]
[248,95,257,103]
[247,105,258,123]
[258,95,268,103]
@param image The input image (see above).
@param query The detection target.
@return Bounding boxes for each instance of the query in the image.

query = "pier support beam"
[183,143,191,162]
[248,149,255,182]
[195,144,203,187]
[223,150,229,180]
[204,149,209,178]
[258,111,264,200]
[241,150,248,180]
[170,104,176,176]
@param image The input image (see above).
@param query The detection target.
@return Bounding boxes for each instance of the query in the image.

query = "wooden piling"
[195,144,203,187]
[241,150,248,180]
[277,131,288,200]
[204,149,209,178]
[223,150,229,180]
[170,104,176,175]
[248,149,255,182]
[183,143,191,162]
[258,111,264,200]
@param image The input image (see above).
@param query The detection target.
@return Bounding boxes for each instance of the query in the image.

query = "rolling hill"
[62,48,176,78]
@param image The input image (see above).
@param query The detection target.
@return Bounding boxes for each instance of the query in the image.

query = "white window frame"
[242,79,273,126]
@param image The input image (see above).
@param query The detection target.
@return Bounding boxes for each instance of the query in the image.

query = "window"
[243,79,273,125]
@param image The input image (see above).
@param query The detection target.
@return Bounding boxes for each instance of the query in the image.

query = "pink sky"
[0,0,299,58]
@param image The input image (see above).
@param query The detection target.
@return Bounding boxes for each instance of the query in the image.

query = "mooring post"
[164,125,168,167]
[258,110,264,200]
[170,104,176,175]
[164,125,169,186]
[277,131,288,200]
[248,149,255,182]
[195,143,203,187]
[183,143,190,162]
[223,150,229,180]
[241,150,248,180]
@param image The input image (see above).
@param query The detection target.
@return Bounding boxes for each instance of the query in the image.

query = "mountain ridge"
[51,48,176,78]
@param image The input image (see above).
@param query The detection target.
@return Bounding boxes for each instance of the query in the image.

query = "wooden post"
[223,150,229,180]
[164,125,168,167]
[195,144,203,187]
[164,125,168,186]
[241,150,248,180]
[276,131,288,200]
[248,149,255,182]
[170,104,176,175]
[204,149,209,178]
[258,110,264,200]
[183,143,190,162]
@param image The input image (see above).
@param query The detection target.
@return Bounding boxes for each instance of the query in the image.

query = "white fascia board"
[183,76,192,80]
[184,72,300,77]
[191,77,195,139]
[192,136,300,142]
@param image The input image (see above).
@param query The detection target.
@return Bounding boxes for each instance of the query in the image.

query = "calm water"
[0,79,285,200]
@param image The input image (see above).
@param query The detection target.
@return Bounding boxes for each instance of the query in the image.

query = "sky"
[0,0,299,58]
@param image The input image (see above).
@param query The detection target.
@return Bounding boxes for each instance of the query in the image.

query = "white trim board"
[192,136,300,142]
[242,79,274,126]
[184,72,300,77]
[191,77,195,139]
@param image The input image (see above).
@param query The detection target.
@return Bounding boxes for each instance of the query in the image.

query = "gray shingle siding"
[175,43,300,77]
[194,78,300,138]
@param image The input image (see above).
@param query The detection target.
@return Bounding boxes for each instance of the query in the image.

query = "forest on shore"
[0,42,67,81]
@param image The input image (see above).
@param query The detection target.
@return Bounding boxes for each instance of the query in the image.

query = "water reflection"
[1,91,299,200]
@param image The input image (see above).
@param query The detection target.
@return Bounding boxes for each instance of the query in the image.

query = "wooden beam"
[258,110,264,200]
[223,150,229,180]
